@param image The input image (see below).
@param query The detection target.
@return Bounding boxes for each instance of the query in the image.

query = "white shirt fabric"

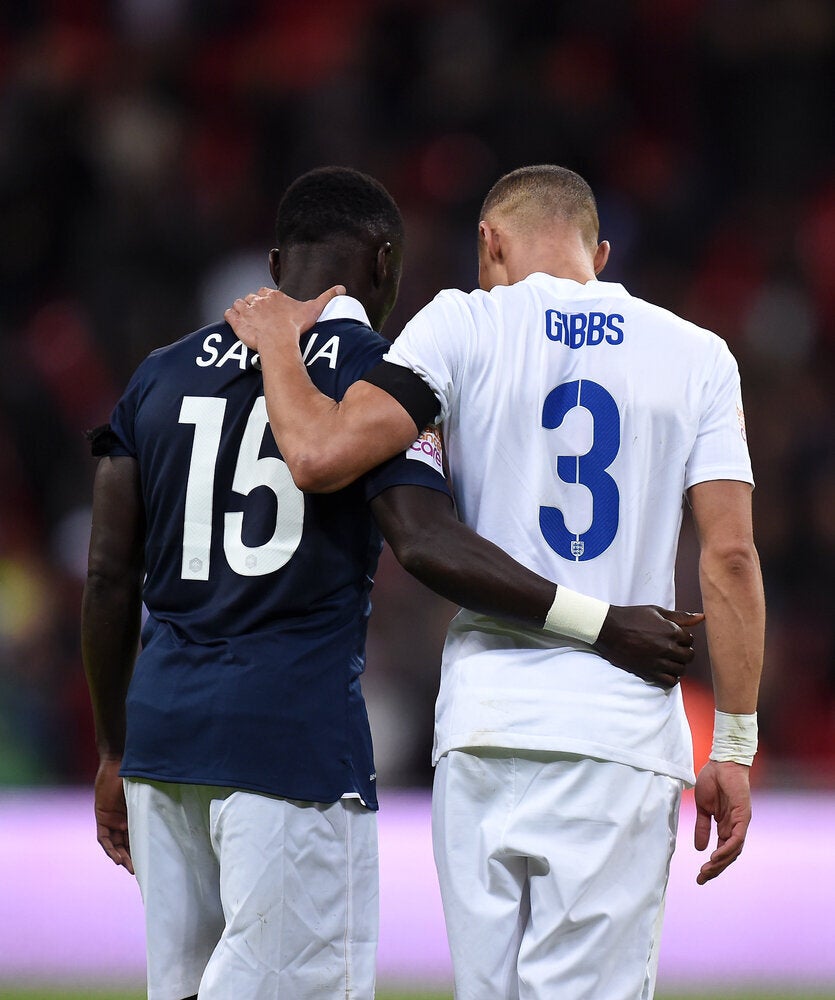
[385,273,753,784]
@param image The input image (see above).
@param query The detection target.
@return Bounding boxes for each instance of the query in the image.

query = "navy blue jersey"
[105,298,449,807]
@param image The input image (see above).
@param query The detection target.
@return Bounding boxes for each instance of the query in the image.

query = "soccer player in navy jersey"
[82,167,701,1000]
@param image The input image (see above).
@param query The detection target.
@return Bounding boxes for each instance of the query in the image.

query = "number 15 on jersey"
[179,395,305,580]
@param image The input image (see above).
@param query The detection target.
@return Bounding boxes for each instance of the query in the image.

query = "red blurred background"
[0,0,833,791]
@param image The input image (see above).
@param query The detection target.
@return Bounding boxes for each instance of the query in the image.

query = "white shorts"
[432,750,683,1000]
[125,779,378,1000]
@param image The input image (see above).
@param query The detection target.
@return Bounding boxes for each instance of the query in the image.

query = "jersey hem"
[432,734,696,787]
[365,476,451,504]
[119,768,378,809]
[684,467,754,491]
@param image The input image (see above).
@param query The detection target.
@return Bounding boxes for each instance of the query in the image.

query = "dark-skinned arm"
[81,456,145,874]
[370,484,704,689]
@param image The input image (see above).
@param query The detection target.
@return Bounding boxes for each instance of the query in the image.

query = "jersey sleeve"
[101,366,145,458]
[383,290,475,424]
[330,326,390,402]
[363,425,452,503]
[684,339,754,490]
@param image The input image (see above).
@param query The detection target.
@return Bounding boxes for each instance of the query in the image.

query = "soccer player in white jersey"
[225,164,765,1000]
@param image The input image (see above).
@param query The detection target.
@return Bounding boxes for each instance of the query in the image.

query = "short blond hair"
[480,165,599,251]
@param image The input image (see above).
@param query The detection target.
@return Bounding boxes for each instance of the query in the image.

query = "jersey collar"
[318,294,372,328]
[524,272,630,298]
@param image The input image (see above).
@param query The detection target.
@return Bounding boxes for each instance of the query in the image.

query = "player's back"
[389,272,752,778]
[107,304,404,805]
[114,318,388,642]
[425,273,749,608]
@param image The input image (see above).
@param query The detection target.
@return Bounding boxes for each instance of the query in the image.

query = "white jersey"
[385,273,753,783]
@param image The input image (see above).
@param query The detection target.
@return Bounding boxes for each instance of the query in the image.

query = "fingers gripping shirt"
[384,273,753,782]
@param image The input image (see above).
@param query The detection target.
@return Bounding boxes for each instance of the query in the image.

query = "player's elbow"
[388,534,425,576]
[394,547,443,587]
[388,526,449,585]
[85,550,143,592]
[700,537,762,592]
[286,450,350,494]
[83,566,143,616]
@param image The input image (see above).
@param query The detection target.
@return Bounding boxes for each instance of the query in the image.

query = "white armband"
[710,710,758,766]
[543,587,609,645]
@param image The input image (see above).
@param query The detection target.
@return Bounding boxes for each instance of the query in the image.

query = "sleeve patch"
[405,427,444,475]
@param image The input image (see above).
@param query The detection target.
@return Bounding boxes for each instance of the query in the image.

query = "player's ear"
[268,248,281,286]
[479,221,503,263]
[374,242,393,288]
[593,240,610,276]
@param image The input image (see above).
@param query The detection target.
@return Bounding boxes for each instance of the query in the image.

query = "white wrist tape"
[710,710,758,766]
[543,587,609,645]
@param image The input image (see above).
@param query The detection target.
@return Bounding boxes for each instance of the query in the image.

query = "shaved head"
[480,165,600,252]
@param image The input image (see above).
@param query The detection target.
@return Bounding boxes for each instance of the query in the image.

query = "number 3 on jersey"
[539,380,620,561]
[179,395,304,579]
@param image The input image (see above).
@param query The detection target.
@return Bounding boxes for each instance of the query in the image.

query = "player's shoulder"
[438,285,495,310]
[624,291,721,345]
[418,285,498,329]
[621,289,739,370]
[142,321,233,367]
[433,275,578,319]
[304,316,390,396]
[312,316,387,349]
[122,320,273,407]
[122,321,232,386]
[307,316,388,366]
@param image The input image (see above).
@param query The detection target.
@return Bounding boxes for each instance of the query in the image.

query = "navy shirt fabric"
[105,310,449,809]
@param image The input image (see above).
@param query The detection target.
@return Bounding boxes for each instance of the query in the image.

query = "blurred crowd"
[0,0,833,788]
